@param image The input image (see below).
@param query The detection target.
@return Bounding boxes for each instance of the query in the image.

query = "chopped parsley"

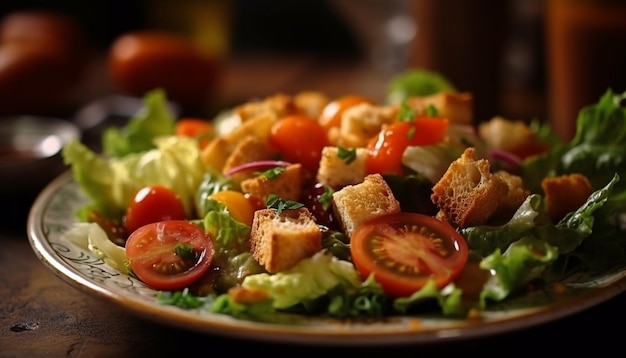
[266,194,304,215]
[337,147,357,165]
[319,186,334,211]
[255,166,285,179]
[174,244,196,259]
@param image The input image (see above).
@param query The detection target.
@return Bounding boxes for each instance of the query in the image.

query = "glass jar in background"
[545,0,626,141]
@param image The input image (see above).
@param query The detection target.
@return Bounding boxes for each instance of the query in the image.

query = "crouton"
[336,103,397,147]
[294,91,330,119]
[406,91,473,125]
[430,147,508,227]
[316,146,368,188]
[222,135,279,184]
[491,170,531,221]
[478,116,537,153]
[332,173,401,238]
[240,163,308,202]
[234,93,298,122]
[249,207,322,273]
[201,111,279,172]
[541,173,594,223]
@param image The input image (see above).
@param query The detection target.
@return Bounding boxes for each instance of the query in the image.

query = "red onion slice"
[489,149,522,174]
[225,160,292,176]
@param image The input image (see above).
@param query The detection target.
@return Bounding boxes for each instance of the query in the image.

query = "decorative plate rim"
[26,171,626,346]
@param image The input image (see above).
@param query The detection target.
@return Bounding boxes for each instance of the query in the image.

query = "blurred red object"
[0,10,88,116]
[107,31,220,114]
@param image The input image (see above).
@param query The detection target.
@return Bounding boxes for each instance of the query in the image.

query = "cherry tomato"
[108,31,219,109]
[123,185,187,235]
[175,117,214,149]
[318,94,374,132]
[269,115,329,174]
[350,212,468,297]
[366,116,449,175]
[209,190,255,226]
[0,11,87,114]
[125,220,214,290]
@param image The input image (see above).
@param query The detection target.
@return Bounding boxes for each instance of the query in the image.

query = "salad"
[61,69,626,324]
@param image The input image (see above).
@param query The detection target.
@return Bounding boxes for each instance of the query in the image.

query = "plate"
[27,171,626,346]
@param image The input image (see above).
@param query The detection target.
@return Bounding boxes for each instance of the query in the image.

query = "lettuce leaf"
[242,251,362,309]
[62,135,208,220]
[102,88,176,157]
[523,89,626,194]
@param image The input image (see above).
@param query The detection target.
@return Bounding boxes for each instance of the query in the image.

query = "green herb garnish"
[425,104,439,117]
[266,194,304,215]
[319,186,335,211]
[337,147,357,165]
[255,167,285,179]
[174,244,196,259]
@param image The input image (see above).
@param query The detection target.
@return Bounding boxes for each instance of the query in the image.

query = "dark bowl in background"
[0,116,80,228]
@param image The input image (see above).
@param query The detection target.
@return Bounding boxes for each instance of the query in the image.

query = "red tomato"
[175,117,214,149]
[318,95,374,132]
[366,117,449,175]
[123,185,187,235]
[350,212,468,297]
[269,115,329,174]
[125,220,214,290]
[108,31,219,109]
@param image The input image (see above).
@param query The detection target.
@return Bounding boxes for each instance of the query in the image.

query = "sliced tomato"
[269,115,329,174]
[125,220,214,290]
[366,116,449,175]
[123,185,187,235]
[350,212,468,297]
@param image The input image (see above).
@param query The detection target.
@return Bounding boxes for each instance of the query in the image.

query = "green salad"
[61,72,626,324]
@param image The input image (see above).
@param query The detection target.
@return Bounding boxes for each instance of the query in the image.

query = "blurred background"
[0,0,625,141]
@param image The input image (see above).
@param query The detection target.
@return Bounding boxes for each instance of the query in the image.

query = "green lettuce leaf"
[242,251,362,309]
[102,88,176,157]
[386,68,456,104]
[62,135,207,219]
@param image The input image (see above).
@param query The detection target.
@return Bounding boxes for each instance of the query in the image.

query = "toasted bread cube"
[491,170,530,221]
[430,147,508,227]
[250,207,322,273]
[201,111,279,172]
[541,173,594,223]
[332,173,401,238]
[316,146,368,189]
[235,93,297,122]
[240,163,307,202]
[294,91,330,119]
[407,91,473,125]
[222,135,279,184]
[337,103,396,147]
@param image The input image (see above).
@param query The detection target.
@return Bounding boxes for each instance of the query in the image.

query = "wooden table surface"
[2,56,626,356]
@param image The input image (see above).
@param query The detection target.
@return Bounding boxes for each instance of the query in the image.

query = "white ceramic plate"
[27,171,626,346]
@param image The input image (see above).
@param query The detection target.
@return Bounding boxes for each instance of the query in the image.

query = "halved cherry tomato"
[366,116,449,175]
[269,115,329,174]
[125,220,214,290]
[175,118,214,149]
[123,185,187,235]
[209,190,255,226]
[350,212,468,297]
[318,94,374,132]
